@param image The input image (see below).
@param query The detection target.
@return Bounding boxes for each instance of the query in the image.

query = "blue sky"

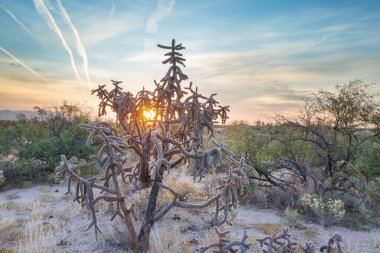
[0,0,379,122]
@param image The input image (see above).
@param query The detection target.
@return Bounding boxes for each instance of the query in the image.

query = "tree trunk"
[111,167,138,248]
[139,132,152,188]
[136,165,164,252]
[139,156,151,188]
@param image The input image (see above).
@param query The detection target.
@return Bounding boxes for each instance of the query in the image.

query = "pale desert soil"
[1,185,380,252]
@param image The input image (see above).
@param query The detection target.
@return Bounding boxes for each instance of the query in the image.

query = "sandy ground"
[1,185,380,253]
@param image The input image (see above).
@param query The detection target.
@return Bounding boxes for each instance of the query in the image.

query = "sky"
[0,0,380,123]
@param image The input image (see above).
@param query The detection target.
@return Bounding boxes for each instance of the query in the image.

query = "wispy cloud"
[145,0,175,33]
[0,5,33,36]
[0,46,50,86]
[56,0,91,87]
[33,0,82,84]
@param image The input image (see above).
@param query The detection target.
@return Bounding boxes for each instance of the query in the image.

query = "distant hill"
[0,110,37,121]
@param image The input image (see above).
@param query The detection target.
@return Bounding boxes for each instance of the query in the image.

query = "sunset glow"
[143,108,156,121]
[0,1,379,122]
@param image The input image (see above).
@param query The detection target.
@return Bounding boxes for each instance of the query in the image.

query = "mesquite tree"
[55,39,251,252]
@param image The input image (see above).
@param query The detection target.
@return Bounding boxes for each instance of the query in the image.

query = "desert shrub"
[267,187,298,209]
[284,207,302,228]
[242,184,268,206]
[225,81,380,218]
[0,102,99,187]
[164,174,209,201]
[300,194,345,226]
[274,80,380,215]
[343,199,379,230]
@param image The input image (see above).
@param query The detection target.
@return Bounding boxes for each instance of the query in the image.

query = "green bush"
[300,194,345,226]
[0,102,100,187]
[284,207,302,228]
[223,81,380,227]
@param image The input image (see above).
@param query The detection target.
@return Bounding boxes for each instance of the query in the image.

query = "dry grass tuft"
[17,224,57,253]
[149,225,191,253]
[165,173,208,202]
[133,188,172,217]
[340,234,373,253]
[29,200,43,221]
[0,247,15,253]
[246,234,259,246]
[43,223,57,231]
[294,245,310,253]
[16,199,64,253]
[20,181,33,189]
[0,205,16,230]
[55,212,70,224]
[111,222,133,249]
[254,223,283,235]
[371,239,380,249]
[60,194,71,201]
[39,194,57,203]
[38,186,51,193]
[204,228,218,245]
[96,200,115,213]
[3,226,23,242]
[302,228,318,241]
[5,193,21,200]
[0,202,22,212]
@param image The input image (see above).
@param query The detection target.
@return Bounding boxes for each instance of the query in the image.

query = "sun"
[143,108,156,121]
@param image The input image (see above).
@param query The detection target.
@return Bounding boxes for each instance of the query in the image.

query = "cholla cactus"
[319,233,343,253]
[257,228,298,253]
[199,228,250,253]
[55,39,252,252]
[257,228,318,253]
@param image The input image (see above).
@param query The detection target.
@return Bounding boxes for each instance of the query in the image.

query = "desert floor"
[1,183,380,253]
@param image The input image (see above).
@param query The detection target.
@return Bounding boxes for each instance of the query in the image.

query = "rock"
[172,214,181,220]
[189,238,199,245]
[180,224,197,233]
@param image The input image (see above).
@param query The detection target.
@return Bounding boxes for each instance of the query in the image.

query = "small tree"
[225,81,380,200]
[55,39,250,252]
[275,80,380,194]
[0,102,94,186]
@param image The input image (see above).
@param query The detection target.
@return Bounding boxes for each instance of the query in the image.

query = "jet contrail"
[110,0,116,19]
[145,0,175,33]
[1,5,33,36]
[33,0,82,84]
[56,0,91,88]
[0,46,56,90]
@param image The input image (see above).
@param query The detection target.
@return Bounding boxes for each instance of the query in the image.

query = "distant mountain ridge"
[0,110,37,121]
